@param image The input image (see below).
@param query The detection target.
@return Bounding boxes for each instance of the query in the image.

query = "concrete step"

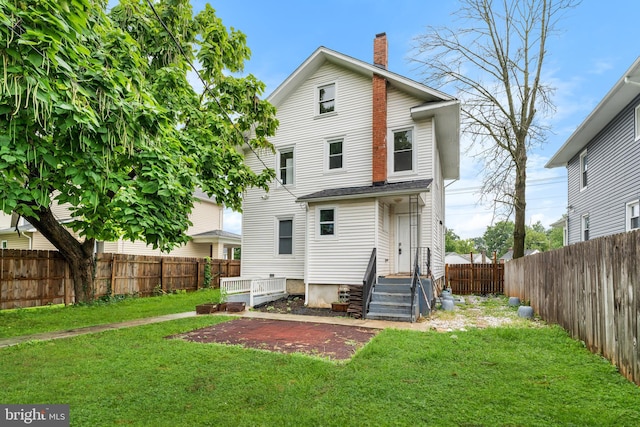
[368,301,412,315]
[371,292,412,304]
[366,311,414,322]
[374,284,412,294]
[377,277,412,285]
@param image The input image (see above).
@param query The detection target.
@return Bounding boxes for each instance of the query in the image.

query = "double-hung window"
[580,149,588,190]
[393,128,413,173]
[582,214,590,241]
[318,83,335,115]
[318,208,336,237]
[327,138,343,171]
[627,200,639,231]
[278,218,293,255]
[278,148,294,186]
[635,105,640,141]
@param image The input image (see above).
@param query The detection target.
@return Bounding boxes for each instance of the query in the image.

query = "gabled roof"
[267,47,460,179]
[499,249,540,261]
[296,179,432,203]
[546,57,640,168]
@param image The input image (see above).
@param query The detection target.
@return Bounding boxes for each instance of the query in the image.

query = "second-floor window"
[393,128,413,173]
[579,149,588,190]
[318,83,335,115]
[582,214,590,241]
[278,148,294,185]
[635,105,640,141]
[627,201,639,231]
[327,138,343,170]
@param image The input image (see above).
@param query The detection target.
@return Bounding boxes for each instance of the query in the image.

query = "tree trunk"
[513,146,527,259]
[23,207,96,303]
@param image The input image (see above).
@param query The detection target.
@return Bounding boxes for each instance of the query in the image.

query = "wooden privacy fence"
[445,263,504,295]
[0,250,240,309]
[504,230,640,386]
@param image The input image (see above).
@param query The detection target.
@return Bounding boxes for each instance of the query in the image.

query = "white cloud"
[223,209,242,235]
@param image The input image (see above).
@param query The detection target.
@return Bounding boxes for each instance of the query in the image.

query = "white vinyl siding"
[307,200,376,285]
[241,60,447,283]
[377,201,391,277]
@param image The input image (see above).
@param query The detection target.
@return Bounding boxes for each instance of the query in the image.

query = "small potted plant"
[217,287,228,312]
[331,286,350,312]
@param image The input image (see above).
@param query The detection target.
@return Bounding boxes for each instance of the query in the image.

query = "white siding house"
[242,34,460,308]
[0,191,239,259]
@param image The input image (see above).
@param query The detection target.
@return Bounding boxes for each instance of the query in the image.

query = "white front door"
[396,215,411,273]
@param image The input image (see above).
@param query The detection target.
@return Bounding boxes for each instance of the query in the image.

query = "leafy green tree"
[445,229,476,254]
[547,225,564,249]
[483,221,514,258]
[0,0,276,302]
[525,221,550,251]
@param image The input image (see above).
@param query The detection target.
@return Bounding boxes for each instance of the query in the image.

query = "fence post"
[110,255,117,296]
[196,260,201,290]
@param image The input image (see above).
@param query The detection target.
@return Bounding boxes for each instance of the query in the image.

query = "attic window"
[318,83,335,115]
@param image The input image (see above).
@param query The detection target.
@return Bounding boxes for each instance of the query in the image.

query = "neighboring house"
[499,249,540,263]
[550,215,568,247]
[444,252,493,264]
[0,190,240,259]
[546,57,640,244]
[242,33,460,309]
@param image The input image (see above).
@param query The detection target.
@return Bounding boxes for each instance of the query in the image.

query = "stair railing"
[362,248,376,319]
[410,248,421,322]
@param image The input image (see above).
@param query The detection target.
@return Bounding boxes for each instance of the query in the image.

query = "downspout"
[25,233,32,250]
[302,202,310,306]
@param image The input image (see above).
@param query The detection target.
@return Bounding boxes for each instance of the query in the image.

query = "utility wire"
[144,0,299,201]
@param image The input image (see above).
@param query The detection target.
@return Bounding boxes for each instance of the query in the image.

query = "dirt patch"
[170,318,378,360]
[253,295,348,318]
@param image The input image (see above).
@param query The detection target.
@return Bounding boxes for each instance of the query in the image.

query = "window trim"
[581,213,590,242]
[389,126,417,176]
[316,206,337,239]
[635,104,640,141]
[276,216,294,256]
[579,149,588,191]
[1,240,7,249]
[276,146,295,187]
[316,82,337,117]
[626,200,639,231]
[324,136,345,173]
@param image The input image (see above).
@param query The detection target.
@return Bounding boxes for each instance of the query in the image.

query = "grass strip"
[0,317,638,426]
[0,289,222,338]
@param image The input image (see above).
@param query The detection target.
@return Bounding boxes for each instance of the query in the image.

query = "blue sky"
[195,1,639,239]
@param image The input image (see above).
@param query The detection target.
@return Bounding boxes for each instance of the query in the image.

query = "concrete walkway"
[0,309,433,349]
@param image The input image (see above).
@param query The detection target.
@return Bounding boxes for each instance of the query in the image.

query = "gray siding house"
[546,57,640,244]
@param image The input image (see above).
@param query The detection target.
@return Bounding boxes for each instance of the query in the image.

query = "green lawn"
[0,297,638,426]
[0,289,222,338]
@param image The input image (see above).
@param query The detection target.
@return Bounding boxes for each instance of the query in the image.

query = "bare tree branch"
[412,0,581,259]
